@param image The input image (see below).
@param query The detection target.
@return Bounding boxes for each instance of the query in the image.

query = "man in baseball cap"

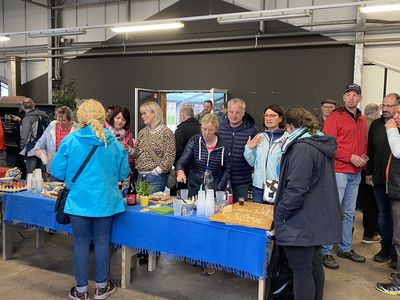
[321,83,367,269]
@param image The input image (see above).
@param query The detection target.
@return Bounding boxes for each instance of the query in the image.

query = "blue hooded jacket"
[52,126,130,217]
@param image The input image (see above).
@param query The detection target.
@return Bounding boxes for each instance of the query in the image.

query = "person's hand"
[34,149,41,158]
[176,170,187,184]
[366,175,374,186]
[350,154,367,168]
[246,135,262,149]
[386,118,397,129]
[11,115,21,122]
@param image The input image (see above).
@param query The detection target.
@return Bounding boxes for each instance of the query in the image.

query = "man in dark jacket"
[217,98,257,202]
[19,97,47,175]
[175,106,200,165]
[366,93,400,264]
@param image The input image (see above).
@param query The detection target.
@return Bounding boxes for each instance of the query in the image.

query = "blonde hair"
[201,113,219,129]
[140,101,164,126]
[77,99,107,144]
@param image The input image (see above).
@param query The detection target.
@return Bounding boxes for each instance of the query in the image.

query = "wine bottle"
[126,173,137,206]
[225,176,233,205]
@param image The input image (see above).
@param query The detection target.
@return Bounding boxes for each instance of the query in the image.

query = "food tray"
[149,198,173,205]
[41,191,58,200]
[0,187,27,193]
[209,202,274,230]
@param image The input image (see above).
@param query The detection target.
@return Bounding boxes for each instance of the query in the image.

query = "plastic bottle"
[203,168,214,190]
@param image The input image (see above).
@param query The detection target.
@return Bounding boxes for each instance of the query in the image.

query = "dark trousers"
[357,171,378,238]
[374,184,393,246]
[282,245,324,300]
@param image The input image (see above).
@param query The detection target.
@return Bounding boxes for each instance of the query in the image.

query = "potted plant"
[138,180,151,206]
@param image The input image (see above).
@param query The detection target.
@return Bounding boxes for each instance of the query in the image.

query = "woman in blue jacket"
[274,106,341,300]
[244,104,287,204]
[52,99,130,300]
[176,113,230,197]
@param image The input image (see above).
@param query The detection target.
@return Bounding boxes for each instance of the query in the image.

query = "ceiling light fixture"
[28,29,87,38]
[0,35,10,41]
[360,4,400,13]
[111,21,184,33]
[217,9,311,24]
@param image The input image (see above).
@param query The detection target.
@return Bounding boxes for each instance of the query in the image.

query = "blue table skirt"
[3,191,270,280]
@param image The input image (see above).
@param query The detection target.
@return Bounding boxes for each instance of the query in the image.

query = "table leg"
[121,246,139,288]
[258,278,265,300]
[36,229,45,248]
[148,254,157,272]
[2,222,16,260]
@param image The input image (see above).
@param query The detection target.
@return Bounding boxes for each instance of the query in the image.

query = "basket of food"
[148,192,173,204]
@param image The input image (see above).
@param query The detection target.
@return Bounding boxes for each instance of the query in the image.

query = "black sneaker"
[94,281,116,300]
[376,282,400,295]
[337,249,366,263]
[390,259,398,269]
[374,245,391,262]
[389,272,400,283]
[322,254,339,269]
[69,287,89,300]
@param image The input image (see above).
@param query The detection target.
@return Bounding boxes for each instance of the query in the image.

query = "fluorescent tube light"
[217,10,311,24]
[28,29,86,38]
[112,22,184,33]
[0,35,10,41]
[360,4,400,13]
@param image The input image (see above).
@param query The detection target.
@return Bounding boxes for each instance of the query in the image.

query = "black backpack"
[25,114,50,153]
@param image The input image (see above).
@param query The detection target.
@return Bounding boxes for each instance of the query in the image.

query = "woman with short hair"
[34,106,77,179]
[134,101,175,194]
[176,113,230,197]
[274,106,341,300]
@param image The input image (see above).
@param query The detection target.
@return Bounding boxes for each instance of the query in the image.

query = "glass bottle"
[126,173,137,206]
[203,168,214,190]
[225,176,233,205]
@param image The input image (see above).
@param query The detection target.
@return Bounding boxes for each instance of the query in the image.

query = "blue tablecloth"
[3,191,270,280]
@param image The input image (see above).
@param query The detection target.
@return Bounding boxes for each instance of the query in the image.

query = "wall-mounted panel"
[131,0,159,22]
[387,70,400,95]
[362,65,384,106]
[365,46,400,70]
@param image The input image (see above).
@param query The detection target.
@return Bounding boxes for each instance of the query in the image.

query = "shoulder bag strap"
[71,145,98,184]
[143,128,162,166]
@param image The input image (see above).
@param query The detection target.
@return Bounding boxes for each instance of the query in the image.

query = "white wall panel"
[77,5,106,42]
[387,70,400,95]
[131,0,159,22]
[230,0,263,10]
[0,62,6,80]
[26,2,48,46]
[62,7,77,28]
[23,60,47,85]
[4,1,26,47]
[365,46,400,70]
[362,65,384,107]
[160,0,179,10]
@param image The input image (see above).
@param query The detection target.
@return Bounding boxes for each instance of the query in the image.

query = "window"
[1,81,9,97]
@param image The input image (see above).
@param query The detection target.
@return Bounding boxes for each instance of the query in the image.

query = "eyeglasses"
[322,105,335,109]
[264,114,279,119]
[201,128,215,133]
[380,104,396,108]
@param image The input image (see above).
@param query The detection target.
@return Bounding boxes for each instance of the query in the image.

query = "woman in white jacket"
[244,104,287,204]
[33,106,76,179]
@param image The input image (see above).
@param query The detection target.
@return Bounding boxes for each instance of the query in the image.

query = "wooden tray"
[149,198,173,205]
[209,202,274,230]
[41,191,58,200]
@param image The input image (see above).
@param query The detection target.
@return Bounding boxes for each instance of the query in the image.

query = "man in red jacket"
[321,83,368,269]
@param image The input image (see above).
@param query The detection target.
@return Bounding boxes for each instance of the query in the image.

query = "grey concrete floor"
[0,211,395,299]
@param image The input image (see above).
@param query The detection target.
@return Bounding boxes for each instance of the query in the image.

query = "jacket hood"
[73,126,116,146]
[243,112,256,128]
[299,134,337,159]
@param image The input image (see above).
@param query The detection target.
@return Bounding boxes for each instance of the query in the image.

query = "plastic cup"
[27,173,33,191]
[140,196,149,207]
[179,189,189,200]
[173,199,182,216]
[216,191,225,203]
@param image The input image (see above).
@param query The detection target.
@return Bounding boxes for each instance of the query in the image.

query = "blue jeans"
[138,173,168,195]
[252,186,264,203]
[232,183,249,203]
[70,215,113,290]
[322,172,361,255]
[374,184,393,246]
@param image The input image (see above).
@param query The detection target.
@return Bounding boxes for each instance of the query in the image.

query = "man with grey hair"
[367,93,400,265]
[19,97,49,175]
[218,98,257,202]
[175,105,200,165]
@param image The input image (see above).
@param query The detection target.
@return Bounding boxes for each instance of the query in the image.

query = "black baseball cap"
[344,83,362,95]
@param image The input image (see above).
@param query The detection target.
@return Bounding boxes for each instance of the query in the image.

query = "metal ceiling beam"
[19,0,49,9]
[51,0,128,10]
